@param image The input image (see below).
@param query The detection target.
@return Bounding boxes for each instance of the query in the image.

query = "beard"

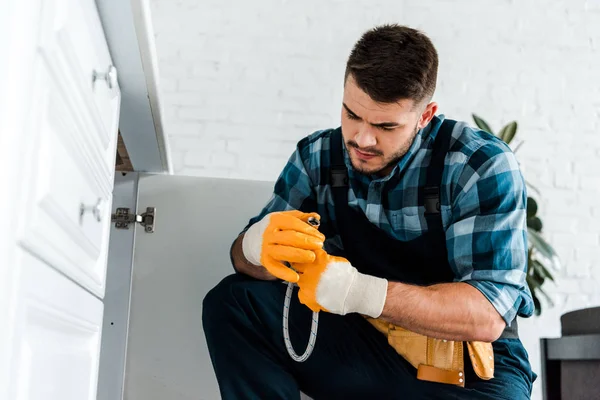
[347,124,420,176]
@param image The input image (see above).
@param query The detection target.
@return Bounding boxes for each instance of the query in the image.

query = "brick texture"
[150,1,600,398]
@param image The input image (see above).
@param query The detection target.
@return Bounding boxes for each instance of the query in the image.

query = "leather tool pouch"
[367,318,495,387]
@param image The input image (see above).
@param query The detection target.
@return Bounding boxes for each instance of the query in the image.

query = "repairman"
[203,24,536,400]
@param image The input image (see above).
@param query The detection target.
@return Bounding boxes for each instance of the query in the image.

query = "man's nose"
[354,127,377,148]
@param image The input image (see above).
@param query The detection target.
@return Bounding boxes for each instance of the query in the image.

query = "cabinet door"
[6,250,104,400]
[15,0,121,298]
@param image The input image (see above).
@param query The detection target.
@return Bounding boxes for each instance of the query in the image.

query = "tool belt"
[366,318,518,387]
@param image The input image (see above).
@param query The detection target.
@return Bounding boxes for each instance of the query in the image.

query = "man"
[203,24,536,399]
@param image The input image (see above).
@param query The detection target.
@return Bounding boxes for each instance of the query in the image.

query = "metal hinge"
[111,207,156,233]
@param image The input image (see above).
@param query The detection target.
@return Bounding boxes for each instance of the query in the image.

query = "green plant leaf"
[527,277,542,315]
[532,294,541,316]
[527,217,543,232]
[526,197,538,218]
[528,229,561,271]
[472,114,493,134]
[527,278,542,316]
[526,274,541,290]
[532,259,555,282]
[530,269,545,287]
[498,121,518,144]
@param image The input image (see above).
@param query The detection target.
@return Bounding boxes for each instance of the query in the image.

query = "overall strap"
[422,119,456,233]
[329,128,349,203]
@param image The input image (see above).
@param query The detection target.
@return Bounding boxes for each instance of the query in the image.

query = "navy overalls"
[203,121,536,399]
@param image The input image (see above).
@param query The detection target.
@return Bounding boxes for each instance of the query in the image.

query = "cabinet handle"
[92,65,118,89]
[80,198,103,223]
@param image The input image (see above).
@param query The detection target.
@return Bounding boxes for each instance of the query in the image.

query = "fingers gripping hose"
[282,216,320,362]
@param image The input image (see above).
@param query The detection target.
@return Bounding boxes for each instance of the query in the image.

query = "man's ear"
[418,102,438,129]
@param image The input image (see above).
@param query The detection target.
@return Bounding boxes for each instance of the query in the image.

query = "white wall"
[149,0,600,398]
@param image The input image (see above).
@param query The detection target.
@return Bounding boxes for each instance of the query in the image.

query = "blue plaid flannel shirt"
[244,115,534,324]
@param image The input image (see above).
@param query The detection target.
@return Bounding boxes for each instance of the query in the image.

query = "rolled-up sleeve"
[446,143,534,325]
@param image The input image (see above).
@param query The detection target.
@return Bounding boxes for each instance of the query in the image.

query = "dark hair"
[345,24,438,105]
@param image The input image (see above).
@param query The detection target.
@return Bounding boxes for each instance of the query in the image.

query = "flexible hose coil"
[282,216,321,362]
[283,282,319,362]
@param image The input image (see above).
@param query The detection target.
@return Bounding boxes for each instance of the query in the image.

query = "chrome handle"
[93,65,118,89]
[80,198,103,223]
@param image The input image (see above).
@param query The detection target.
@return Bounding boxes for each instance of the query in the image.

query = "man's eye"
[378,126,394,131]
[346,112,359,120]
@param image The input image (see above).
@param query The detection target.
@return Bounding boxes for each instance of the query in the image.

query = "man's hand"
[242,210,325,283]
[293,249,388,318]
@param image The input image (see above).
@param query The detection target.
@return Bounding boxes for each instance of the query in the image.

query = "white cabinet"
[0,0,120,398]
[9,250,104,400]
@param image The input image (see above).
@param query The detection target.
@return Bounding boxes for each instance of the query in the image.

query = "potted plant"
[472,114,561,315]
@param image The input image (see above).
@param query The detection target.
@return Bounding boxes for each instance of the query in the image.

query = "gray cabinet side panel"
[98,172,139,400]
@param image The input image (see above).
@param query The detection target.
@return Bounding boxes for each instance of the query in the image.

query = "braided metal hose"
[283,283,319,362]
[282,216,321,362]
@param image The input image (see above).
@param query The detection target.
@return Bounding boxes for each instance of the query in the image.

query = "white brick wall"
[150,0,600,398]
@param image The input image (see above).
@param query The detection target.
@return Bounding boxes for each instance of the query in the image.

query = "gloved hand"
[293,249,388,318]
[242,210,325,283]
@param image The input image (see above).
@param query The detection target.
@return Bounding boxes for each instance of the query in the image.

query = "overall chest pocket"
[390,208,425,235]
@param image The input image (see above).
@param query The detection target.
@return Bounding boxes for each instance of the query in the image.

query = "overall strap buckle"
[423,186,441,214]
[331,166,349,188]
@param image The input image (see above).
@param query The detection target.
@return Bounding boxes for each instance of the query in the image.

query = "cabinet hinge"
[111,207,156,233]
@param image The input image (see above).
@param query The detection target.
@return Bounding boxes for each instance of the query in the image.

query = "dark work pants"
[202,274,536,400]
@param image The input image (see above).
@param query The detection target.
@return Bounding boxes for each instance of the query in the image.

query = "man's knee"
[203,273,274,323]
[203,274,246,320]
[202,273,283,328]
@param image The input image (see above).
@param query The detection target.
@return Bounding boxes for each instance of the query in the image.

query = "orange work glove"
[242,210,325,283]
[292,248,388,318]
